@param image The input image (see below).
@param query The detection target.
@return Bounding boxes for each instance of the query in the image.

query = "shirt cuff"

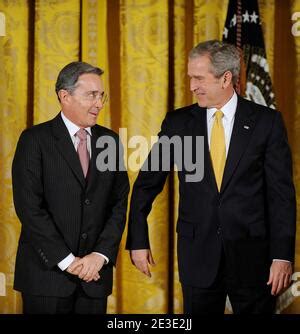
[58,253,75,271]
[92,252,109,264]
[272,259,291,263]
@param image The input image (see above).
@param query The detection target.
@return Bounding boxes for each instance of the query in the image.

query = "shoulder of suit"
[238,96,279,119]
[92,123,120,139]
[19,118,53,139]
[19,116,122,146]
[164,103,201,129]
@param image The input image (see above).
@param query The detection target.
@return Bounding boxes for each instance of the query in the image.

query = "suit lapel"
[191,105,218,193]
[51,114,86,188]
[86,125,111,192]
[220,97,257,194]
[86,126,99,192]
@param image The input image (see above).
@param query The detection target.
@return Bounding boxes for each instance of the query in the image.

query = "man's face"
[188,55,225,108]
[60,73,105,128]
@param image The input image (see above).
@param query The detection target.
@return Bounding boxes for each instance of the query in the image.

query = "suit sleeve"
[93,138,130,264]
[12,130,71,268]
[264,111,296,262]
[126,114,174,250]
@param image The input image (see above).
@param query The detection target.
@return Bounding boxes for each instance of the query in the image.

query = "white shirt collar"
[60,111,92,137]
[207,91,238,122]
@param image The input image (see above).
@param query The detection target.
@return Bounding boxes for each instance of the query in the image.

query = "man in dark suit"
[126,40,296,314]
[12,61,129,314]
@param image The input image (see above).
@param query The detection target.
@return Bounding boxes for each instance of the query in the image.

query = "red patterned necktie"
[76,128,89,177]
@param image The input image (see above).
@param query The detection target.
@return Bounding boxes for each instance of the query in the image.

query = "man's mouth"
[89,111,98,117]
[193,90,205,96]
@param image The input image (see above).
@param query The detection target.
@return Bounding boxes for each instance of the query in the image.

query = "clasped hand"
[66,253,105,282]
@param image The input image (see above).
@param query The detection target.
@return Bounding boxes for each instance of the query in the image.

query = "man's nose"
[94,98,103,109]
[190,78,198,92]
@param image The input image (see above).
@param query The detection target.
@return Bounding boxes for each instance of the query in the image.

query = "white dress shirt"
[57,112,109,271]
[206,91,288,264]
[207,91,237,156]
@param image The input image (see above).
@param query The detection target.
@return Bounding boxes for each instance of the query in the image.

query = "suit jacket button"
[81,233,87,240]
[84,198,91,205]
[217,227,221,235]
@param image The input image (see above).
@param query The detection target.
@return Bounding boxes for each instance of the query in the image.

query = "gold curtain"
[0,0,299,314]
[0,0,28,314]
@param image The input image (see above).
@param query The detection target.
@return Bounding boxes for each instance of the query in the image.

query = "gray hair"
[55,61,104,100]
[189,40,240,85]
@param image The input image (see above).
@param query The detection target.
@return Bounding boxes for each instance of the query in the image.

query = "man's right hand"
[66,257,83,276]
[67,257,100,281]
[130,249,155,277]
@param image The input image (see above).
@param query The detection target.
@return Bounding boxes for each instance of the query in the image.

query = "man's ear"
[222,71,233,88]
[58,89,69,103]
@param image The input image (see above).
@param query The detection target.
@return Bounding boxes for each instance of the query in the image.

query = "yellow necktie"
[210,110,226,191]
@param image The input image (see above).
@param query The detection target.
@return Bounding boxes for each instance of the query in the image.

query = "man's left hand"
[267,261,292,296]
[70,253,105,282]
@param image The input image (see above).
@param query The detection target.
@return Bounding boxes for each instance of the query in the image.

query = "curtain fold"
[33,0,80,125]
[284,0,300,314]
[119,0,170,314]
[82,0,111,129]
[0,0,28,314]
